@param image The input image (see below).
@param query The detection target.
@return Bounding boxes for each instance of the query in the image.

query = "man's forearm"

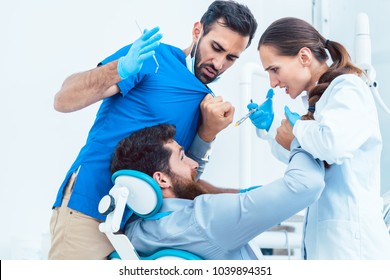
[53,60,121,112]
[187,133,213,179]
[198,179,239,194]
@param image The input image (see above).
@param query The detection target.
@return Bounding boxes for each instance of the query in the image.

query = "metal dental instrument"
[235,99,257,127]
[135,20,159,73]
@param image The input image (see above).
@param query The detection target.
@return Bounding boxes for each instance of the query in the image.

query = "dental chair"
[98,169,202,260]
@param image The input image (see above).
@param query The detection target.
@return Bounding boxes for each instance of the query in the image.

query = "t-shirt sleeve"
[97,44,144,96]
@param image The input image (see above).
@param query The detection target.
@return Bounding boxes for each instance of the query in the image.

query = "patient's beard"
[171,172,207,200]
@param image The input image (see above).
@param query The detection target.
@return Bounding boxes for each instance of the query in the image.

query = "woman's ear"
[299,47,312,66]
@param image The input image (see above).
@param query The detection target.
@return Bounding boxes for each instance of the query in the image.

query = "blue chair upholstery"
[99,169,202,260]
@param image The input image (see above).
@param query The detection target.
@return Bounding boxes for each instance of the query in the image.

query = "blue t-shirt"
[53,43,212,221]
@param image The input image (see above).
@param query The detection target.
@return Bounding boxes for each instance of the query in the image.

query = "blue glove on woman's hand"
[284,106,301,126]
[247,102,272,131]
[117,26,163,79]
[247,89,274,131]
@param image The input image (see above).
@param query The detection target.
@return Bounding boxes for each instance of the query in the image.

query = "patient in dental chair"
[110,123,325,260]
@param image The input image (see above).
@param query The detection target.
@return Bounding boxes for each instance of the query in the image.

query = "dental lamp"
[355,13,390,114]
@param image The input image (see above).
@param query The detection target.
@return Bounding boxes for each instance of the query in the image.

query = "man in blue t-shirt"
[49,0,257,259]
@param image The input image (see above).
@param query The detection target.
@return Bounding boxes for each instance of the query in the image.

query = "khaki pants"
[48,174,114,259]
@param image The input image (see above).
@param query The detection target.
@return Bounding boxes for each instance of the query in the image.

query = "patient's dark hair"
[258,17,363,121]
[201,0,257,48]
[110,124,176,177]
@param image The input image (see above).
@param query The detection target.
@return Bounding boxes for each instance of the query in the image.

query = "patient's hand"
[198,94,235,142]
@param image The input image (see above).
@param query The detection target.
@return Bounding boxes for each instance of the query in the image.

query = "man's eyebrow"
[213,41,240,59]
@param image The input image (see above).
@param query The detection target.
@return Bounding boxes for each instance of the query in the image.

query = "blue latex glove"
[284,106,301,126]
[247,89,275,131]
[117,26,163,79]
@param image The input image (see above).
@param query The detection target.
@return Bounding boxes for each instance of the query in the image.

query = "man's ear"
[153,171,176,198]
[298,47,312,66]
[192,21,203,41]
[152,171,171,190]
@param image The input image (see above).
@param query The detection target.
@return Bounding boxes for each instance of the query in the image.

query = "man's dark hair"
[201,0,258,48]
[110,124,176,177]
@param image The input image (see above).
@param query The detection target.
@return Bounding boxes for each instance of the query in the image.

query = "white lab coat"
[257,74,390,259]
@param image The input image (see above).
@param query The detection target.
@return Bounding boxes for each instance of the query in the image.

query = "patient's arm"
[187,134,239,194]
[197,179,239,194]
[187,136,242,196]
[191,138,325,250]
[187,137,238,193]
[187,133,212,179]
[187,94,235,179]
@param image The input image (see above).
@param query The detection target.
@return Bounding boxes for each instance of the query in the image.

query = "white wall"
[1,0,387,260]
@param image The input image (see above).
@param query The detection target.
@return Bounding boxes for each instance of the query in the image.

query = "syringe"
[135,20,160,73]
[235,89,275,127]
[234,107,257,127]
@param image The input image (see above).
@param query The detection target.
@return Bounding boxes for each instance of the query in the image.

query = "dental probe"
[135,20,160,73]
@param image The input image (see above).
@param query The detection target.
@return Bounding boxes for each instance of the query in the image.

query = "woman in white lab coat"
[250,17,390,259]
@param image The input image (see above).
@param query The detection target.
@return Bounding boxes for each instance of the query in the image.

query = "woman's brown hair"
[258,17,363,120]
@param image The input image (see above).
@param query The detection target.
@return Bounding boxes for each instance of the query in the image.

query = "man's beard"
[171,171,207,200]
[193,46,220,84]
